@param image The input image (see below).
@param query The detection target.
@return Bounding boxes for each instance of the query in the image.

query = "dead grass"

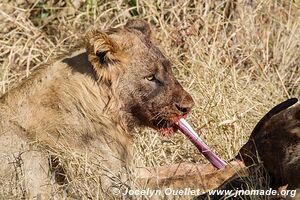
[0,0,300,199]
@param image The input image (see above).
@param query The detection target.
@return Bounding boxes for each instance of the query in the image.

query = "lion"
[0,20,243,199]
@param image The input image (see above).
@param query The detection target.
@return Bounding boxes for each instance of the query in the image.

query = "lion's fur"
[0,20,249,199]
[0,48,133,198]
[0,19,202,199]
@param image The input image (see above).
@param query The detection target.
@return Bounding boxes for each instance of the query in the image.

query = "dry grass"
[0,0,300,199]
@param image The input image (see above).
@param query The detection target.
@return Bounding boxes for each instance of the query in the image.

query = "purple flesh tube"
[176,118,227,170]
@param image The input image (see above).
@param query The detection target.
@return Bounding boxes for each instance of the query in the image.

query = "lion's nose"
[175,95,195,115]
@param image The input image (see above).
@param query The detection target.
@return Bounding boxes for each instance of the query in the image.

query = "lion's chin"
[157,126,178,136]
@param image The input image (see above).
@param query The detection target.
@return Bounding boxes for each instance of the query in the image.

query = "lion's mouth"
[151,117,181,135]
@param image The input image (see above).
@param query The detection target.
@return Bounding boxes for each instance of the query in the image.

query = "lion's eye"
[145,75,156,81]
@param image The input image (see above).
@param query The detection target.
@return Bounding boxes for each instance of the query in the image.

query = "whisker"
[156,118,164,126]
[150,111,164,121]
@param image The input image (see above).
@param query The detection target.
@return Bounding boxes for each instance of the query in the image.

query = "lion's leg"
[135,160,246,192]
[22,150,52,199]
[0,131,54,199]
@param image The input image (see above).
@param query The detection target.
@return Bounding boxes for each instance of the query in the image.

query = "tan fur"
[0,20,241,199]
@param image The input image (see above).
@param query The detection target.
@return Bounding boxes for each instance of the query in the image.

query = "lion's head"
[85,19,194,134]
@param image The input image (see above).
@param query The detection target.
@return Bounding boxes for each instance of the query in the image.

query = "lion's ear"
[85,29,123,81]
[125,19,151,38]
